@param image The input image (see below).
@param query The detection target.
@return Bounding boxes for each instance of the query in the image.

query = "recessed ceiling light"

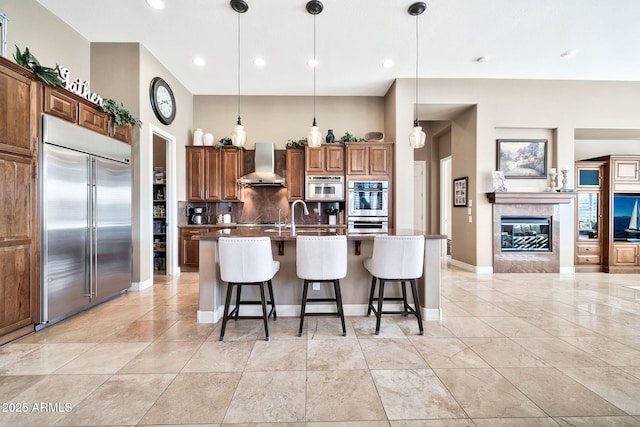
[475,56,489,63]
[146,0,165,10]
[382,59,394,68]
[193,57,206,67]
[253,58,266,67]
[560,49,579,58]
[308,58,318,68]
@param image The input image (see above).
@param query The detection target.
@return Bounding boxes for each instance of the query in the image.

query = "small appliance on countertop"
[187,206,207,224]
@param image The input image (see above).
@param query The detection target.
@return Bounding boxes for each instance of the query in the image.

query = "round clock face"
[149,77,176,125]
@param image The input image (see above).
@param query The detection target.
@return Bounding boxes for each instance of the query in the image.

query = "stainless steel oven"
[306,175,344,201]
[348,216,389,234]
[348,180,388,217]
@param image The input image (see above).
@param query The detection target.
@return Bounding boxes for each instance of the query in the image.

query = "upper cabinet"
[286,147,305,200]
[0,60,39,157]
[186,146,244,202]
[346,142,392,177]
[613,158,640,191]
[305,144,344,175]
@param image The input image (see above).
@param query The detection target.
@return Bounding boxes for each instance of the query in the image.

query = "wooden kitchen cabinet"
[574,161,604,272]
[220,146,244,201]
[611,243,640,267]
[179,227,210,272]
[346,142,392,177]
[186,146,243,202]
[305,144,344,175]
[0,57,41,344]
[44,86,111,137]
[286,147,305,200]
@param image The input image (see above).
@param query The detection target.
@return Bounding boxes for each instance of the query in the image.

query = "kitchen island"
[194,227,446,325]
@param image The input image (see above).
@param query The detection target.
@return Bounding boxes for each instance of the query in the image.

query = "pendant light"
[408,2,427,149]
[230,0,248,147]
[306,0,323,148]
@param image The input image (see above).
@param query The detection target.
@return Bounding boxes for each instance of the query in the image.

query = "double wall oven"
[347,180,389,234]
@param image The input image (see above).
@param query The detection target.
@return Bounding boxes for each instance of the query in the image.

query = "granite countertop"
[180,223,238,228]
[195,227,446,242]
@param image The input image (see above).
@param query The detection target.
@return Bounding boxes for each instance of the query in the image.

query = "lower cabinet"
[611,243,640,267]
[179,228,210,272]
[575,243,601,271]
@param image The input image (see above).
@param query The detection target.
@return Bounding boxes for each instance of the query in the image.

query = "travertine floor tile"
[306,317,357,339]
[441,317,504,338]
[102,319,176,342]
[209,319,266,341]
[498,367,626,417]
[512,337,611,367]
[306,370,386,421]
[118,341,201,373]
[350,316,406,338]
[462,337,550,368]
[390,421,474,427]
[434,368,546,418]
[371,369,466,420]
[54,373,175,426]
[409,337,490,368]
[139,372,240,424]
[307,339,367,370]
[553,416,640,426]
[0,343,95,375]
[359,338,428,369]
[223,371,306,423]
[155,318,216,342]
[54,342,148,374]
[182,340,254,372]
[479,316,552,337]
[559,336,640,366]
[245,339,306,371]
[559,367,640,415]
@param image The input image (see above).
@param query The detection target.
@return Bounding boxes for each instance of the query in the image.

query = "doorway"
[440,156,452,255]
[150,125,177,278]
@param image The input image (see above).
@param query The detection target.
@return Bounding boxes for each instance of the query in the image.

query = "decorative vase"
[325,129,335,143]
[203,132,214,146]
[193,128,204,146]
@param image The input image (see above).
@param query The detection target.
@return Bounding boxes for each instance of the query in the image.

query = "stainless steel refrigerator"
[38,114,132,328]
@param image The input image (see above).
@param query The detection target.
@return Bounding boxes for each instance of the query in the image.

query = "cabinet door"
[0,152,39,337]
[346,145,368,175]
[369,145,391,175]
[612,244,639,266]
[613,159,640,182]
[305,146,324,174]
[110,123,132,145]
[204,148,221,201]
[78,103,109,135]
[180,228,207,271]
[44,86,77,123]
[186,147,205,201]
[221,147,244,201]
[286,147,305,200]
[325,145,344,173]
[576,192,600,241]
[0,66,36,156]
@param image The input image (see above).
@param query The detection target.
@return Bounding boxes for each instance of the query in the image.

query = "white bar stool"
[218,237,280,341]
[363,235,425,335]
[296,235,348,337]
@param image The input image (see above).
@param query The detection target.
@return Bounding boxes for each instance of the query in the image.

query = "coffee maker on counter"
[186,206,207,224]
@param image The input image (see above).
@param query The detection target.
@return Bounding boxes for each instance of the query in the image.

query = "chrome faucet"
[277,208,287,230]
[290,200,309,236]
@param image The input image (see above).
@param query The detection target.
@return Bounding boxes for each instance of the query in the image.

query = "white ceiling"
[36,0,640,97]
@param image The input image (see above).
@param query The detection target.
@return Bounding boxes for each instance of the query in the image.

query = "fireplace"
[501,216,551,252]
[487,192,574,273]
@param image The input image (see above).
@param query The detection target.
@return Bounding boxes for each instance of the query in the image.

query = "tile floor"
[1,264,640,426]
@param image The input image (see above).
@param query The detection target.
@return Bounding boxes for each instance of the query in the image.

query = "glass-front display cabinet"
[575,161,604,271]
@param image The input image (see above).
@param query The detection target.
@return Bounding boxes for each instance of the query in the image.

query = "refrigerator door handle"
[84,157,93,298]
[91,158,98,297]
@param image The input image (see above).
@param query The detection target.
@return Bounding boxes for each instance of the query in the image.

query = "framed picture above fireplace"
[497,139,547,178]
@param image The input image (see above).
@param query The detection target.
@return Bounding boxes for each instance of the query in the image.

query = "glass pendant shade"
[409,123,426,148]
[231,122,247,147]
[307,123,323,148]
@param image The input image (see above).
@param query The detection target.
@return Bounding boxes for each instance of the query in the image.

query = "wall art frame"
[453,176,468,207]
[497,139,547,178]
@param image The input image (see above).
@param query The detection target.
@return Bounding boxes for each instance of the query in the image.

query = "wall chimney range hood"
[237,142,286,187]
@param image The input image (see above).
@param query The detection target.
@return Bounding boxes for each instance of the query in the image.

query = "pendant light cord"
[414,13,419,125]
[312,12,317,125]
[237,11,242,125]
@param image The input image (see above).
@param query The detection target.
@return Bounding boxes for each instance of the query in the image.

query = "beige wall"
[193,95,385,149]
[0,0,90,79]
[576,140,640,160]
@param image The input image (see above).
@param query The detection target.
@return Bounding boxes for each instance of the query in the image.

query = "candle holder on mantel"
[560,167,569,192]
[548,168,557,192]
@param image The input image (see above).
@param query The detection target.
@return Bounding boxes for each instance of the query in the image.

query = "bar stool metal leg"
[267,280,277,319]
[375,279,385,335]
[334,279,347,336]
[233,284,242,320]
[401,281,409,315]
[219,282,235,341]
[298,279,310,337]
[367,276,377,316]
[259,281,270,341]
[410,279,424,335]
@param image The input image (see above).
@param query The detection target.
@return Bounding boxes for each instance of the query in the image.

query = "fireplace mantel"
[486,192,575,205]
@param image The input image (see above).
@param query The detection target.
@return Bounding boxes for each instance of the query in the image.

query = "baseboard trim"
[129,279,152,292]
[448,258,493,274]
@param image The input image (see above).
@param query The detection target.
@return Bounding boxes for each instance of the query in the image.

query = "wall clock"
[149,77,176,125]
